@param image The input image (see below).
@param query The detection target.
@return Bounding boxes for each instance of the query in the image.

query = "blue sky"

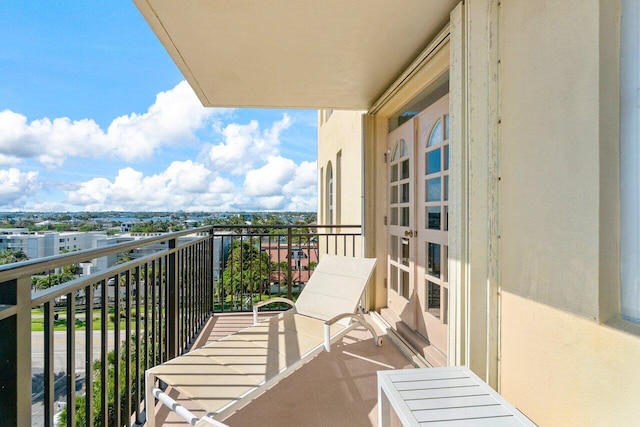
[0,2,318,212]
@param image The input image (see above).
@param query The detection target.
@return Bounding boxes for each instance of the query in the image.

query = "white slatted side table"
[377,366,536,426]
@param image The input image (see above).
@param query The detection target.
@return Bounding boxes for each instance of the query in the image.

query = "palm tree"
[0,249,28,265]
[221,241,270,303]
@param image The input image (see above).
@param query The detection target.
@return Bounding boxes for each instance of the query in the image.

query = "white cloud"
[283,161,317,196]
[244,156,296,197]
[63,156,317,212]
[0,168,41,209]
[0,82,318,212]
[205,114,292,175]
[0,81,230,167]
[65,161,236,211]
[241,158,317,211]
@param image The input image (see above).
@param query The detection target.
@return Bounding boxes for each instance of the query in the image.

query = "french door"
[387,94,450,357]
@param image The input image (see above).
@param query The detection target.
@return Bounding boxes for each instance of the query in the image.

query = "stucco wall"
[501,291,640,426]
[499,0,604,319]
[317,110,365,227]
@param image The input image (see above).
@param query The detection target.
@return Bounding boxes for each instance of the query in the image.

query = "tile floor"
[149,312,412,427]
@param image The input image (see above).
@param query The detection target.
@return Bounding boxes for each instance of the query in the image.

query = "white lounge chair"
[145,255,380,426]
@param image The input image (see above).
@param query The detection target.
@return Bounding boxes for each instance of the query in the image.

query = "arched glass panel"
[391,143,399,161]
[399,139,408,157]
[428,119,443,147]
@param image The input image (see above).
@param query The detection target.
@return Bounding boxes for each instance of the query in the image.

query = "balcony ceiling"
[134,0,456,110]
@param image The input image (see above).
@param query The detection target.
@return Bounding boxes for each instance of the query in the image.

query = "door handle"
[404,230,414,237]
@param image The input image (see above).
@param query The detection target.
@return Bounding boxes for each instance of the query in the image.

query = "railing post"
[287,226,293,299]
[167,238,179,359]
[0,276,31,426]
[209,229,215,314]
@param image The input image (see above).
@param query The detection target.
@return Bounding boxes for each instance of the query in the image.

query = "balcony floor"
[151,312,412,426]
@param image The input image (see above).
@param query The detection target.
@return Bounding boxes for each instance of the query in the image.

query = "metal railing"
[211,225,362,312]
[0,224,361,426]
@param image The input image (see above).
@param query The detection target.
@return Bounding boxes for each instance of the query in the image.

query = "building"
[261,241,319,286]
[135,1,640,425]
[0,230,106,261]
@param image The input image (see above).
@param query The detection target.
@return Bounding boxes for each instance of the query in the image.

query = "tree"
[115,252,132,265]
[0,249,28,265]
[31,273,76,290]
[59,334,153,426]
[221,241,271,298]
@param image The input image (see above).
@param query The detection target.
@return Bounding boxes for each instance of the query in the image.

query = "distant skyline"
[0,2,318,212]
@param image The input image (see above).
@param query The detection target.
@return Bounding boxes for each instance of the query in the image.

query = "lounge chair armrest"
[252,297,295,325]
[323,313,383,352]
[196,417,230,427]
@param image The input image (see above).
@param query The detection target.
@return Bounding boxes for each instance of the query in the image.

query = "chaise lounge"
[145,255,381,426]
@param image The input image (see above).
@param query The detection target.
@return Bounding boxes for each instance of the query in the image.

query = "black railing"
[0,224,361,426]
[210,225,362,312]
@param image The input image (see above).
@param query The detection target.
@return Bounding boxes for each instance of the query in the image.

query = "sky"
[0,2,318,213]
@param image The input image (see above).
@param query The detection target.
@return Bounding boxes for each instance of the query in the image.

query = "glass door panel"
[416,94,450,357]
[387,120,416,325]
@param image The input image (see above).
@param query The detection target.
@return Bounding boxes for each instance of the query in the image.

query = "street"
[30,330,129,426]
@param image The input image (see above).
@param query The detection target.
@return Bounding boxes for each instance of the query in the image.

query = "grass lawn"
[31,307,145,332]
[213,291,301,312]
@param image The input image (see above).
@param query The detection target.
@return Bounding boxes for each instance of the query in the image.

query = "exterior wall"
[497,1,639,424]
[317,110,365,259]
[317,110,365,227]
[500,0,604,319]
[501,291,640,426]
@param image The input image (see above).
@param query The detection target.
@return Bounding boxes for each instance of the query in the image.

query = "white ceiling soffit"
[134,0,456,110]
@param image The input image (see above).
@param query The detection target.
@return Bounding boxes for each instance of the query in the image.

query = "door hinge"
[383,216,387,225]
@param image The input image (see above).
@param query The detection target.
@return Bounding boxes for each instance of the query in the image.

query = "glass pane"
[427,242,441,278]
[444,206,449,231]
[401,207,409,227]
[444,145,449,170]
[427,207,441,230]
[444,175,449,201]
[426,178,441,202]
[401,159,410,179]
[426,149,441,174]
[401,183,410,203]
[445,114,450,140]
[401,238,410,266]
[400,139,408,157]
[391,185,398,204]
[390,265,398,292]
[401,270,410,299]
[426,280,441,319]
[391,143,398,161]
[391,208,398,225]
[391,164,398,182]
[428,119,443,147]
[442,245,449,283]
[391,235,398,262]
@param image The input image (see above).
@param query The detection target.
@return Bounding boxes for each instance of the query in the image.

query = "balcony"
[1,224,414,426]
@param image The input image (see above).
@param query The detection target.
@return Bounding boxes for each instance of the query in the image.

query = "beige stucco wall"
[317,110,365,227]
[500,0,622,318]
[501,291,640,426]
[499,0,605,319]
[497,2,640,425]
